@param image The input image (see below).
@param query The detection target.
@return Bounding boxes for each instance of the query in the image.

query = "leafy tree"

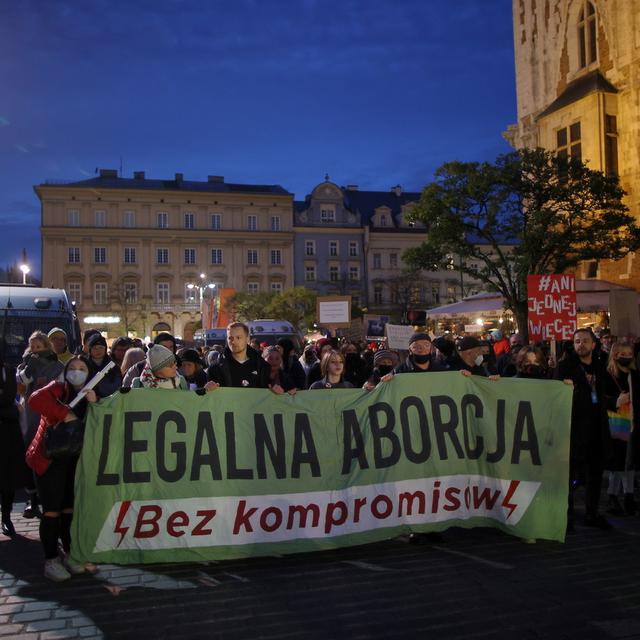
[404,148,640,340]
[226,291,274,322]
[265,286,317,330]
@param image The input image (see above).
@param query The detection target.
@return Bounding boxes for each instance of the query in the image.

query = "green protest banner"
[71,372,572,564]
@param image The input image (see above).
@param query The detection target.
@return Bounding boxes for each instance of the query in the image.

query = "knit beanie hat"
[180,348,203,366]
[87,334,108,349]
[409,332,431,345]
[147,344,176,373]
[374,350,398,366]
[48,327,67,339]
[457,336,481,352]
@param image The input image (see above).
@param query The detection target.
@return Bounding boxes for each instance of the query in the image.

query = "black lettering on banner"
[460,394,484,459]
[511,401,541,465]
[341,409,369,474]
[156,411,187,483]
[190,412,222,481]
[123,412,152,483]
[486,399,506,463]
[96,414,119,485]
[399,396,430,464]
[291,413,321,478]
[255,414,286,479]
[369,402,400,469]
[225,412,254,480]
[430,396,464,460]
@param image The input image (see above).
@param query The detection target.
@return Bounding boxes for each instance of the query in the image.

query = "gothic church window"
[578,1,597,68]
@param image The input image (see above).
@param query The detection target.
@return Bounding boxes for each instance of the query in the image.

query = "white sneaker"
[62,555,86,575]
[44,558,71,582]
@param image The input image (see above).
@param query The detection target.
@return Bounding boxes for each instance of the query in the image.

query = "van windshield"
[0,317,76,366]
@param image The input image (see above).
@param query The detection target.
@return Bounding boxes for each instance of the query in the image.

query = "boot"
[624,493,637,516]
[606,494,625,516]
[23,496,41,519]
[1,514,15,537]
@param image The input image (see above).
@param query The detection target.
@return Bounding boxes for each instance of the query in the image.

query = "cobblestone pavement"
[2,498,640,640]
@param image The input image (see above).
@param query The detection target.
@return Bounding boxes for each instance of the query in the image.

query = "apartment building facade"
[35,170,294,339]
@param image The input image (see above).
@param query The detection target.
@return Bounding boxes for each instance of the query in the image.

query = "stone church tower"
[506,0,640,288]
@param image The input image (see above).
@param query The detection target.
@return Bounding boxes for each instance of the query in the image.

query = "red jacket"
[25,380,73,476]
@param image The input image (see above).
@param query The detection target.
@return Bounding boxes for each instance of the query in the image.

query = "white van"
[247,319,303,352]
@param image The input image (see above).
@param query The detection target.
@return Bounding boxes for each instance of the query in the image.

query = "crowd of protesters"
[0,321,638,581]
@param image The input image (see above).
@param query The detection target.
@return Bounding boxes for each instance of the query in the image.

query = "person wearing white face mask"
[25,356,97,582]
[450,336,500,380]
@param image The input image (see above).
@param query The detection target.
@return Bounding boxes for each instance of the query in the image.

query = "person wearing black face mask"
[603,342,640,517]
[391,333,446,376]
[385,333,446,544]
[363,350,400,390]
[514,346,550,380]
[341,343,370,388]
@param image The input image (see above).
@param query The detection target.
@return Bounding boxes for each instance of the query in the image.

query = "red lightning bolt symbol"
[501,480,520,519]
[114,500,131,547]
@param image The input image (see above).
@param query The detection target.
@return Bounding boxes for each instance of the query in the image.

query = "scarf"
[139,363,182,389]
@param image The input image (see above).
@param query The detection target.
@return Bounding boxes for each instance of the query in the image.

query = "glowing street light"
[187,279,216,304]
[19,264,30,284]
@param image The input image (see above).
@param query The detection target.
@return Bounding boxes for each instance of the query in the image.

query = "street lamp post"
[187,276,216,331]
[19,264,30,285]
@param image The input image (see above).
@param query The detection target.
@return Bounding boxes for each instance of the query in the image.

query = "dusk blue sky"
[0,0,516,278]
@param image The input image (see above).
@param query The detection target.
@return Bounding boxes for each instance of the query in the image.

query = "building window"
[156,248,169,264]
[305,265,316,281]
[247,215,257,231]
[329,241,339,257]
[270,249,282,265]
[373,253,381,269]
[431,285,440,305]
[557,122,581,162]
[605,114,618,177]
[271,216,281,231]
[210,213,222,230]
[184,212,195,229]
[94,210,106,227]
[586,260,598,278]
[329,266,339,282]
[305,240,315,256]
[379,215,387,227]
[124,283,137,303]
[67,283,81,306]
[390,253,398,268]
[349,241,358,257]
[320,207,335,223]
[374,285,383,305]
[349,266,360,281]
[211,248,223,265]
[578,1,597,69]
[157,212,168,228]
[185,284,196,303]
[247,249,258,265]
[184,248,196,264]
[247,282,259,294]
[68,247,81,264]
[94,283,108,305]
[94,247,106,264]
[68,209,80,226]
[156,282,170,304]
[124,247,136,264]
[123,210,135,228]
[270,282,283,294]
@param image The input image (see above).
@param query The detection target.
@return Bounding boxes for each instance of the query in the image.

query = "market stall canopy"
[426,280,639,318]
